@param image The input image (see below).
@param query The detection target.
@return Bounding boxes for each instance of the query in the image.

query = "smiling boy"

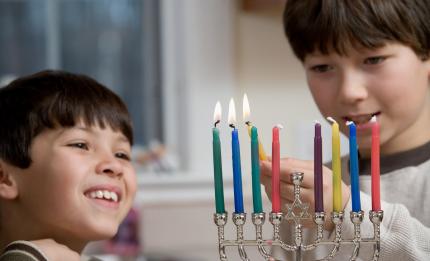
[260,1,430,260]
[0,70,137,260]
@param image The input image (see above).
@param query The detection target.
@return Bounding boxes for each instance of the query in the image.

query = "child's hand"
[31,239,80,261]
[260,157,350,231]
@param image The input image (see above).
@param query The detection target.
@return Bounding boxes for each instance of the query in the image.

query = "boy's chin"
[85,222,120,240]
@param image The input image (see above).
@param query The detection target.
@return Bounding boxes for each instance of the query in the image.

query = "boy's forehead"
[53,124,129,142]
[305,43,386,59]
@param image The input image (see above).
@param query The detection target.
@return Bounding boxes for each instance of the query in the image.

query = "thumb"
[260,160,272,176]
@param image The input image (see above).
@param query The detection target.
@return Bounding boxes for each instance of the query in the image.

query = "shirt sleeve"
[0,241,48,261]
[273,192,430,260]
[326,192,430,260]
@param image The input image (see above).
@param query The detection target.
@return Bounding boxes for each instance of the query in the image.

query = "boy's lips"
[342,112,381,125]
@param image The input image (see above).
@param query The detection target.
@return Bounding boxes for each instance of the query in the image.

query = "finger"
[279,181,315,202]
[279,181,295,202]
[261,175,272,202]
[262,157,316,188]
[278,157,314,184]
[279,183,315,210]
[260,160,272,176]
[261,174,271,189]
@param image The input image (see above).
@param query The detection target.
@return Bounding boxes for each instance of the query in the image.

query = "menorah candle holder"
[213,172,383,261]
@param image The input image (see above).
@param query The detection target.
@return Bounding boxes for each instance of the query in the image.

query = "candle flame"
[228,98,236,127]
[327,117,338,125]
[243,93,251,123]
[213,101,222,124]
[371,115,377,123]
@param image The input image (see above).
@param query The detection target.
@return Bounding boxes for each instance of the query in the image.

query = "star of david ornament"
[285,200,311,223]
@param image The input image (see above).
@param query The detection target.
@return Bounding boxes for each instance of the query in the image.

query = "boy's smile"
[7,124,137,248]
[85,184,122,209]
[304,43,430,157]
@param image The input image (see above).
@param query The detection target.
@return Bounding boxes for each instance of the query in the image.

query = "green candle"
[213,126,225,213]
[251,126,263,213]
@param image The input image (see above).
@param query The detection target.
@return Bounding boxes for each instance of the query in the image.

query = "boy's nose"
[338,72,368,104]
[95,155,123,177]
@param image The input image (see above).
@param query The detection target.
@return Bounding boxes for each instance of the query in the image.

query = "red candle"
[371,116,381,210]
[272,125,281,213]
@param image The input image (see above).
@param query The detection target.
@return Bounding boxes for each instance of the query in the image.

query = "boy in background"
[0,70,137,261]
[261,1,430,260]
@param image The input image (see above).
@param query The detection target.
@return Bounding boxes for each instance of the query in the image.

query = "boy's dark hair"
[0,70,133,168]
[283,0,430,61]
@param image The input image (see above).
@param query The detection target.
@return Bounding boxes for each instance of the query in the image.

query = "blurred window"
[0,0,162,146]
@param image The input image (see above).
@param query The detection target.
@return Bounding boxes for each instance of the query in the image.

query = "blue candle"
[232,128,244,213]
[228,98,244,213]
[348,122,361,212]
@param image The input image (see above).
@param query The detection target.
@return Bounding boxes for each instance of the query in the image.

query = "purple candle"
[314,122,324,212]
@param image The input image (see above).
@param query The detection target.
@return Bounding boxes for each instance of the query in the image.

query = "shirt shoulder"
[0,241,47,261]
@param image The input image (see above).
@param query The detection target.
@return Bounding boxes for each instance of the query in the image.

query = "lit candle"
[347,121,361,212]
[212,102,225,214]
[243,94,268,161]
[327,117,342,212]
[251,126,263,213]
[271,124,282,213]
[228,98,244,213]
[314,121,324,212]
[371,116,381,211]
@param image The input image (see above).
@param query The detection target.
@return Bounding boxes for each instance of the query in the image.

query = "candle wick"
[214,120,220,128]
[229,123,236,129]
[245,121,252,126]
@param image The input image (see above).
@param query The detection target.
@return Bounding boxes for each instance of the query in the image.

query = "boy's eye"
[115,152,131,161]
[364,56,386,65]
[310,64,332,73]
[68,142,89,150]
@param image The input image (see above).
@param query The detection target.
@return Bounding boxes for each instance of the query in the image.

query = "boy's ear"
[423,52,430,74]
[0,160,19,200]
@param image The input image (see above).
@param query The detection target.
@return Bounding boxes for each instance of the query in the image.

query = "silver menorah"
[213,172,383,261]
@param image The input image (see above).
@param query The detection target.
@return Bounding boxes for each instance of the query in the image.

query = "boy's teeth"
[111,192,118,202]
[103,190,111,199]
[88,190,119,202]
[96,190,104,198]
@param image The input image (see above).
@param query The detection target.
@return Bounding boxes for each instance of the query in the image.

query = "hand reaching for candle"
[260,158,350,231]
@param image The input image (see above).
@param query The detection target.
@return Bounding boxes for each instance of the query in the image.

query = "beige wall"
[235,7,348,162]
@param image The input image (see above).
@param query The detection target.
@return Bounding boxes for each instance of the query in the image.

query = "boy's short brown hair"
[283,0,430,61]
[0,70,133,168]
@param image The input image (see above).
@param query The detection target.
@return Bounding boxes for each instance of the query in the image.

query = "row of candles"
[212,94,381,215]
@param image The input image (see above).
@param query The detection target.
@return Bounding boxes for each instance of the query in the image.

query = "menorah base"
[213,172,384,261]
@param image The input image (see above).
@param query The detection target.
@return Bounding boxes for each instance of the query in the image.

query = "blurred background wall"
[0,0,348,260]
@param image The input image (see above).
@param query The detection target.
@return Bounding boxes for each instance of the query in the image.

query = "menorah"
[213,172,383,261]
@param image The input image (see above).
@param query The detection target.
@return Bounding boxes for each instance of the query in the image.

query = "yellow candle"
[243,93,267,161]
[328,117,342,212]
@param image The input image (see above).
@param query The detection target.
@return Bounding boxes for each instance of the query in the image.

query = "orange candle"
[371,116,381,210]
